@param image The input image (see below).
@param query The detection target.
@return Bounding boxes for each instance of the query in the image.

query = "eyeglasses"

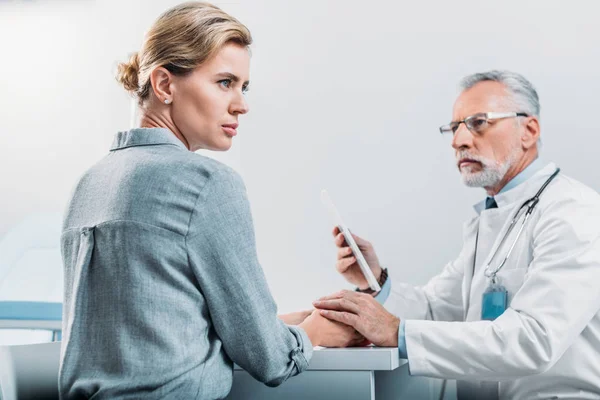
[439,112,529,135]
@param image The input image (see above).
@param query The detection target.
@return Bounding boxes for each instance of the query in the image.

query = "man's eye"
[471,119,487,129]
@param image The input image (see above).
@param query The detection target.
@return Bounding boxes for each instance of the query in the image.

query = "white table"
[0,320,61,330]
[226,347,444,400]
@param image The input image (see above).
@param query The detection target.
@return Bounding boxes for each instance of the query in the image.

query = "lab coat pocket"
[495,268,527,305]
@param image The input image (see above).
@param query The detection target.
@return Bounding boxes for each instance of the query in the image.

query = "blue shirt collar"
[497,157,544,194]
[473,157,550,214]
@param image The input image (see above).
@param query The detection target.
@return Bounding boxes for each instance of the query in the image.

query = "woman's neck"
[139,110,191,150]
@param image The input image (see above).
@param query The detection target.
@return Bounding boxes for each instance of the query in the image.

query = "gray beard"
[458,149,519,189]
[461,162,509,188]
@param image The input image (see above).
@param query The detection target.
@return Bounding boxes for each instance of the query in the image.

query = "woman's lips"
[222,125,238,137]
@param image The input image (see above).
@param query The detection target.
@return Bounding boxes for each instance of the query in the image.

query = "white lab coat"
[384,163,600,399]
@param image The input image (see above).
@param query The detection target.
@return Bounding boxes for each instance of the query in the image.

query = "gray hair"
[460,70,541,118]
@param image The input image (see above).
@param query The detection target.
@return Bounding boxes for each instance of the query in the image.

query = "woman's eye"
[242,85,249,95]
[218,79,232,88]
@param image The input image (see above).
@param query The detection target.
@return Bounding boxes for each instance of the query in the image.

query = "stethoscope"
[484,167,561,284]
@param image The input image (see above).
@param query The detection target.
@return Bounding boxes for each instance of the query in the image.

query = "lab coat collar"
[472,161,557,215]
[110,128,187,151]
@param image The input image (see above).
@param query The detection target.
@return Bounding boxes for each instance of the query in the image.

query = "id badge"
[481,283,507,321]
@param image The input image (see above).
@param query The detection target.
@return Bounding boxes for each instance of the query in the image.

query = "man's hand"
[312,290,400,347]
[332,227,383,290]
[299,310,366,348]
[278,309,313,325]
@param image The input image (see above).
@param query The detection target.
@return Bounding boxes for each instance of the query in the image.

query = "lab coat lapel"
[461,216,480,320]
[475,207,516,277]
[460,210,512,321]
[466,206,519,321]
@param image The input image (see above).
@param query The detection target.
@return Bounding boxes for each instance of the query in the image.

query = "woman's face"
[170,42,250,152]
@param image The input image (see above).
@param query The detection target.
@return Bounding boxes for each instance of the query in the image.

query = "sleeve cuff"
[374,274,392,305]
[292,325,314,370]
[398,319,407,359]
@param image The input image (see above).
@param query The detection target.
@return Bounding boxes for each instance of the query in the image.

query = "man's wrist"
[386,317,400,347]
[356,267,388,294]
[374,266,383,282]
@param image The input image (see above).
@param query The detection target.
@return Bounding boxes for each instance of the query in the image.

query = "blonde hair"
[116,2,252,105]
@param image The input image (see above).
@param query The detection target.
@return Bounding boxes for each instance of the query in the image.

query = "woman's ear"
[149,67,174,105]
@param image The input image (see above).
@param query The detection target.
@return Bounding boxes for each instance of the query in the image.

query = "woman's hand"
[279,309,313,325]
[299,310,365,348]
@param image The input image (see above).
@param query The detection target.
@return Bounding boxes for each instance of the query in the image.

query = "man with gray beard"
[312,71,600,399]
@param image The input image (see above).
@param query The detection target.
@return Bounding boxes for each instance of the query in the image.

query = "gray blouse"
[59,128,313,399]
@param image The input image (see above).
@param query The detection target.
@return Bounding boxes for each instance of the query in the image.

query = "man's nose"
[452,123,473,150]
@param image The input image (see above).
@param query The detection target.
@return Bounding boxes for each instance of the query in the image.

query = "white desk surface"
[235,346,406,372]
[0,320,61,330]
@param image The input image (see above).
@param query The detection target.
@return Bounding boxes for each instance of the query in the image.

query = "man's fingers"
[336,256,356,273]
[312,298,360,314]
[332,226,341,237]
[319,310,358,327]
[316,289,356,302]
[316,290,345,302]
[352,232,370,249]
[336,229,371,252]
[334,233,347,247]
[337,246,353,260]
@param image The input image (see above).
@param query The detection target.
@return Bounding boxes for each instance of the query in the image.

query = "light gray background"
[1,0,599,316]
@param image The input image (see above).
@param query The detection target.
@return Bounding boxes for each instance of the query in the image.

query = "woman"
[59,2,362,399]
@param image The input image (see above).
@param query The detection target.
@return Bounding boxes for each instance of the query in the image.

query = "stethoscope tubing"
[484,168,561,282]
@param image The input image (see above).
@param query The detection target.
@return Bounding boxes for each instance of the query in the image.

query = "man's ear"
[149,67,174,104]
[522,116,540,150]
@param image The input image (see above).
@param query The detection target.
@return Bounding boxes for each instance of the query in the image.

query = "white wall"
[1,0,599,316]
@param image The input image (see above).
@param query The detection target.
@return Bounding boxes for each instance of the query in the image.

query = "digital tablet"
[321,190,381,292]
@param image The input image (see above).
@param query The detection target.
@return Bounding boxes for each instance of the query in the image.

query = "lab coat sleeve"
[186,168,313,387]
[383,257,465,322]
[404,191,600,380]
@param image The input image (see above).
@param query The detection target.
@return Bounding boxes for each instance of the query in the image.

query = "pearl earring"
[164,99,172,105]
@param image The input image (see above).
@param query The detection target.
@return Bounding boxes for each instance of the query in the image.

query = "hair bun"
[116,52,140,93]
